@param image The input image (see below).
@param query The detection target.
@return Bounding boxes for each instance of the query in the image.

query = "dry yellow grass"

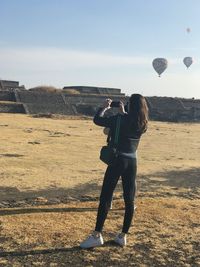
[29,86,62,93]
[0,113,199,266]
[0,101,21,105]
[62,88,80,94]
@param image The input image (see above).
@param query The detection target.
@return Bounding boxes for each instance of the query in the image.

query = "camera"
[110,101,120,108]
[124,102,129,112]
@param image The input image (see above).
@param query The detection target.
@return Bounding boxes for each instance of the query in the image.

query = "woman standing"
[80,94,148,248]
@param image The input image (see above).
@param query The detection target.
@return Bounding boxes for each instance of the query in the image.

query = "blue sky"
[0,0,200,98]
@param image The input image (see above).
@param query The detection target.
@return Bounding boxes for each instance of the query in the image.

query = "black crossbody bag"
[100,115,121,165]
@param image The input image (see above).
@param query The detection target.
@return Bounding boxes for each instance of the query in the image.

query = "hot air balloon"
[183,57,193,68]
[186,27,191,33]
[152,58,168,77]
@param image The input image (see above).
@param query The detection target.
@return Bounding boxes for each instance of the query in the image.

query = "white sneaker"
[80,232,104,249]
[114,233,127,247]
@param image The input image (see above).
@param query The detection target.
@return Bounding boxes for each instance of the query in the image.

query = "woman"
[80,94,148,248]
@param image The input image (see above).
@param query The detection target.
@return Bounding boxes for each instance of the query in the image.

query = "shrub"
[62,88,80,94]
[29,86,62,93]
[31,113,53,118]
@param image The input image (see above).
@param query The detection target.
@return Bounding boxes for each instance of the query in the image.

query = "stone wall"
[16,91,64,104]
[63,93,127,115]
[181,98,200,109]
[15,90,127,115]
[146,96,186,110]
[0,80,19,90]
[16,90,71,115]
[24,103,70,115]
[0,91,16,101]
[63,86,124,96]
[0,88,200,121]
[146,96,200,122]
[0,102,25,113]
[63,93,126,105]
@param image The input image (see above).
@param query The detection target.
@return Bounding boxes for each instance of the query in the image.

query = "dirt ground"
[0,113,199,266]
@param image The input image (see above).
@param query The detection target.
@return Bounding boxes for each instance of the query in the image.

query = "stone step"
[0,101,26,113]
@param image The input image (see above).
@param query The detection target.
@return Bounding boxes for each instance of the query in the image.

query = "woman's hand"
[102,98,112,110]
[119,101,126,114]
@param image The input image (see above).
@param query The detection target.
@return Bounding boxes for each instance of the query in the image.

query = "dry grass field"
[0,113,199,267]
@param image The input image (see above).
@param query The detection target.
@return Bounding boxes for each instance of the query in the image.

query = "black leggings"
[95,156,137,234]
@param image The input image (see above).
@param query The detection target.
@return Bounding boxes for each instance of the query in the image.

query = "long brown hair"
[128,94,149,133]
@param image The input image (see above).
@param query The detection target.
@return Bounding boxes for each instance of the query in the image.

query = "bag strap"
[106,131,111,143]
[113,115,121,146]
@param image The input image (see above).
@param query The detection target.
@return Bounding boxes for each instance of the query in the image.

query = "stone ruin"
[0,80,200,122]
[146,96,200,122]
